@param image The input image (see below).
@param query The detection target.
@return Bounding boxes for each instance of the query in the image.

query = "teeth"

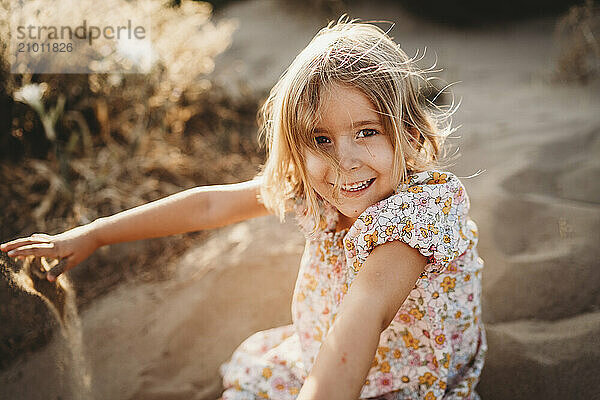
[342,179,372,191]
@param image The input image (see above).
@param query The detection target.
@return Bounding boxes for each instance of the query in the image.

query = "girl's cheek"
[304,152,329,180]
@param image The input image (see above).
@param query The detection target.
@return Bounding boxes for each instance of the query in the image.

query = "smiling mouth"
[329,178,376,192]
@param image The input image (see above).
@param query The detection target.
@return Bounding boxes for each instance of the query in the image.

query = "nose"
[336,138,361,172]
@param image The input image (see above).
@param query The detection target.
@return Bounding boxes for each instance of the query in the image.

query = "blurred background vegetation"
[0,0,597,371]
[0,0,267,369]
[0,0,266,305]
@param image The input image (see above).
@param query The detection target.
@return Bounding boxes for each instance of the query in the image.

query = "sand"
[1,0,599,399]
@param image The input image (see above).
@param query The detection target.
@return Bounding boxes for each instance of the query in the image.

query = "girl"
[1,19,486,400]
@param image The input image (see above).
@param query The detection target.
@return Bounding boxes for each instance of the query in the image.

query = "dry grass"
[0,0,265,307]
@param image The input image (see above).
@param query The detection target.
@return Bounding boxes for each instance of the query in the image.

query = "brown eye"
[356,129,379,138]
[314,136,331,145]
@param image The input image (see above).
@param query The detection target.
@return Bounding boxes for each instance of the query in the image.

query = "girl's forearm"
[90,180,267,248]
[91,186,209,247]
[297,304,381,400]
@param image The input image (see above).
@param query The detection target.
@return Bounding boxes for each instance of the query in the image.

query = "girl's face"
[305,84,397,227]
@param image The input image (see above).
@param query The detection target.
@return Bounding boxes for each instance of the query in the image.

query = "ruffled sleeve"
[343,171,478,287]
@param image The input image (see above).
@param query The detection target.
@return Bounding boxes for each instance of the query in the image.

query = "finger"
[47,259,68,282]
[1,237,52,252]
[31,233,52,238]
[6,242,56,258]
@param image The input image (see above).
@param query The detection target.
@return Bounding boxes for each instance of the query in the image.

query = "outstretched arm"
[297,241,427,400]
[92,178,269,247]
[1,178,270,280]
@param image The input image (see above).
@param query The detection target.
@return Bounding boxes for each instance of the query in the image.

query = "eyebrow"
[313,119,382,134]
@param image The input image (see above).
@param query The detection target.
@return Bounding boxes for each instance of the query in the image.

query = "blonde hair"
[257,17,455,232]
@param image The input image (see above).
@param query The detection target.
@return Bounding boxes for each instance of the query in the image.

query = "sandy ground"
[2,1,599,399]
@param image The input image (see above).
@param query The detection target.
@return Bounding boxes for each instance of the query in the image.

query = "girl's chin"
[337,205,367,220]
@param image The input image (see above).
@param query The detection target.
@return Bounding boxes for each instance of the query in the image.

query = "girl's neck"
[336,212,355,232]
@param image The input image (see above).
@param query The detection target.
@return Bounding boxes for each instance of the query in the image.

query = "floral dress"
[219,170,487,399]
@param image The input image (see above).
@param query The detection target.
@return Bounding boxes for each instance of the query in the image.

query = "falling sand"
[1,253,93,400]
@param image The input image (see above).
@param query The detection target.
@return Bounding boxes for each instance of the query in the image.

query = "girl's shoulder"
[345,170,477,276]
[395,170,466,196]
[365,169,471,219]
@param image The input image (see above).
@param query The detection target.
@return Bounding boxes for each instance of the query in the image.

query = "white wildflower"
[14,83,48,115]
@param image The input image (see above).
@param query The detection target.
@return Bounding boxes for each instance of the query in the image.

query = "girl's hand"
[0,223,101,282]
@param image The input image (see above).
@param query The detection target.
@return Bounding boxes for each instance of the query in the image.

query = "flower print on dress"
[336,171,485,398]
[344,171,477,287]
[377,373,395,390]
[220,171,487,400]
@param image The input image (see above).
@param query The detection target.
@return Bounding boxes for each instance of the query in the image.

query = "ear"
[405,126,425,154]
